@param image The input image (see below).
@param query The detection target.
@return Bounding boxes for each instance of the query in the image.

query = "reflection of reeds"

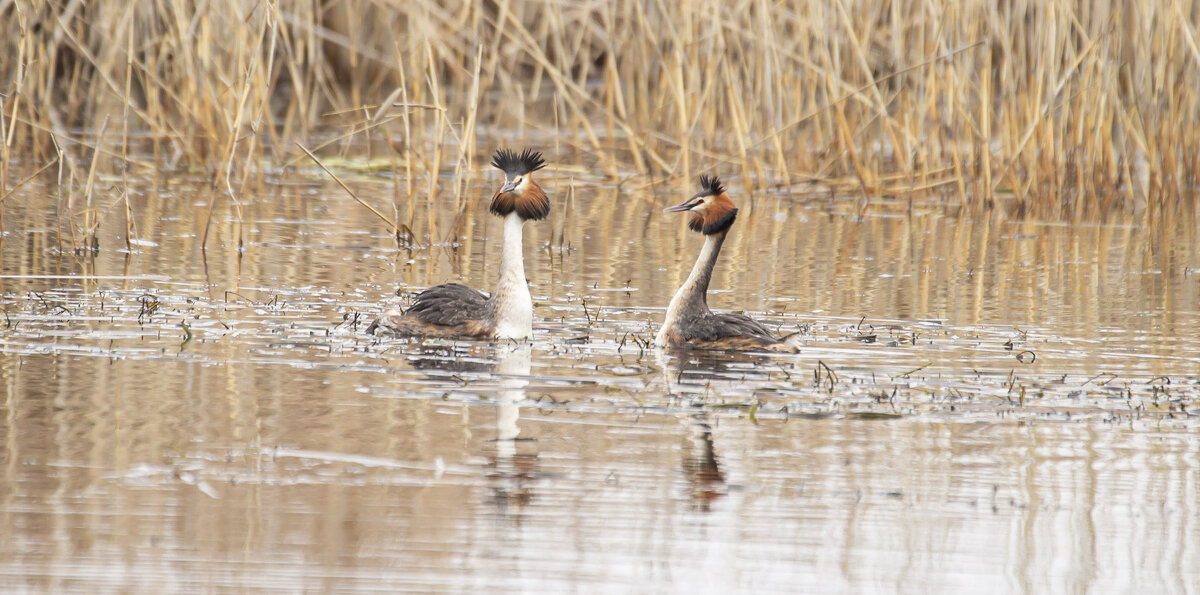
[2,0,1198,220]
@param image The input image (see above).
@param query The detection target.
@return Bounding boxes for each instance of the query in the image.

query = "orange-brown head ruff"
[664,174,738,235]
[489,148,550,221]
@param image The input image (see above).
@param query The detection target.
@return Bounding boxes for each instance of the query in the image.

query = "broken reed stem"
[0,157,59,206]
[295,142,414,246]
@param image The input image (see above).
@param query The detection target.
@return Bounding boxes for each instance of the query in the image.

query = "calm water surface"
[1,167,1199,592]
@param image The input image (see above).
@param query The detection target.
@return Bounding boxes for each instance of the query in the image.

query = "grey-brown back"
[406,283,494,326]
[678,310,779,345]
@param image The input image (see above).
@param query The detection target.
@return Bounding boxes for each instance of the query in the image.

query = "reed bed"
[1,0,1198,237]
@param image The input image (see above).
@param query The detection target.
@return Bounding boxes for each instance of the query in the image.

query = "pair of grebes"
[368,148,801,352]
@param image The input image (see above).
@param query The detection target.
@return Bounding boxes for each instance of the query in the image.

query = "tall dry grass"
[1,0,1198,242]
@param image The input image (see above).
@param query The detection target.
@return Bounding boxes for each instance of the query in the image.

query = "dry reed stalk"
[446,44,484,244]
[424,39,445,248]
[122,14,134,252]
[77,116,109,252]
[1,92,8,231]
[391,45,417,240]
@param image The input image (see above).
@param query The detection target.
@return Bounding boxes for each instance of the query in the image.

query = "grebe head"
[665,174,738,235]
[489,148,549,221]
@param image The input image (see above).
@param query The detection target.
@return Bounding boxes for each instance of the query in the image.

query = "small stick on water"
[224,290,258,305]
[1082,372,1118,386]
[581,299,593,325]
[814,360,839,391]
[896,361,933,379]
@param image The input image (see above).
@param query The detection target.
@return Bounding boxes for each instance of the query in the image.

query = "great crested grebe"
[368,148,549,340]
[655,175,800,352]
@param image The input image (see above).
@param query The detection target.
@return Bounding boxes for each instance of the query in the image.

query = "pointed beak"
[664,194,703,213]
[499,179,519,194]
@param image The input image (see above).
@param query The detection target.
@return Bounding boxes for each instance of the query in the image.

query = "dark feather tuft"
[701,207,737,235]
[697,174,725,196]
[491,148,546,176]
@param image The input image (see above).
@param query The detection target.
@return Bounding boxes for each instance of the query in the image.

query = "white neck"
[492,213,533,339]
[656,233,722,345]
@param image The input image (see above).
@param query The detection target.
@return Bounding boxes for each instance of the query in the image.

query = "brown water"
[2,167,1199,592]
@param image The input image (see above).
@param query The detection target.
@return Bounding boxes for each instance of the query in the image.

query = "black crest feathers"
[491,148,546,176]
[687,174,736,235]
[697,174,725,196]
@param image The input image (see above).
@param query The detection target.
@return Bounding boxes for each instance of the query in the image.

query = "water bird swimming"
[655,175,801,352]
[368,148,549,340]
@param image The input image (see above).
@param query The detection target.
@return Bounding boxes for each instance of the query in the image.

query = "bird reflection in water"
[660,350,755,511]
[400,342,538,514]
[485,343,538,514]
[683,412,725,512]
[405,343,495,374]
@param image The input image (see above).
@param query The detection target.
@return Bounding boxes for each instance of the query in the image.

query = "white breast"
[655,289,686,345]
[493,282,533,339]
